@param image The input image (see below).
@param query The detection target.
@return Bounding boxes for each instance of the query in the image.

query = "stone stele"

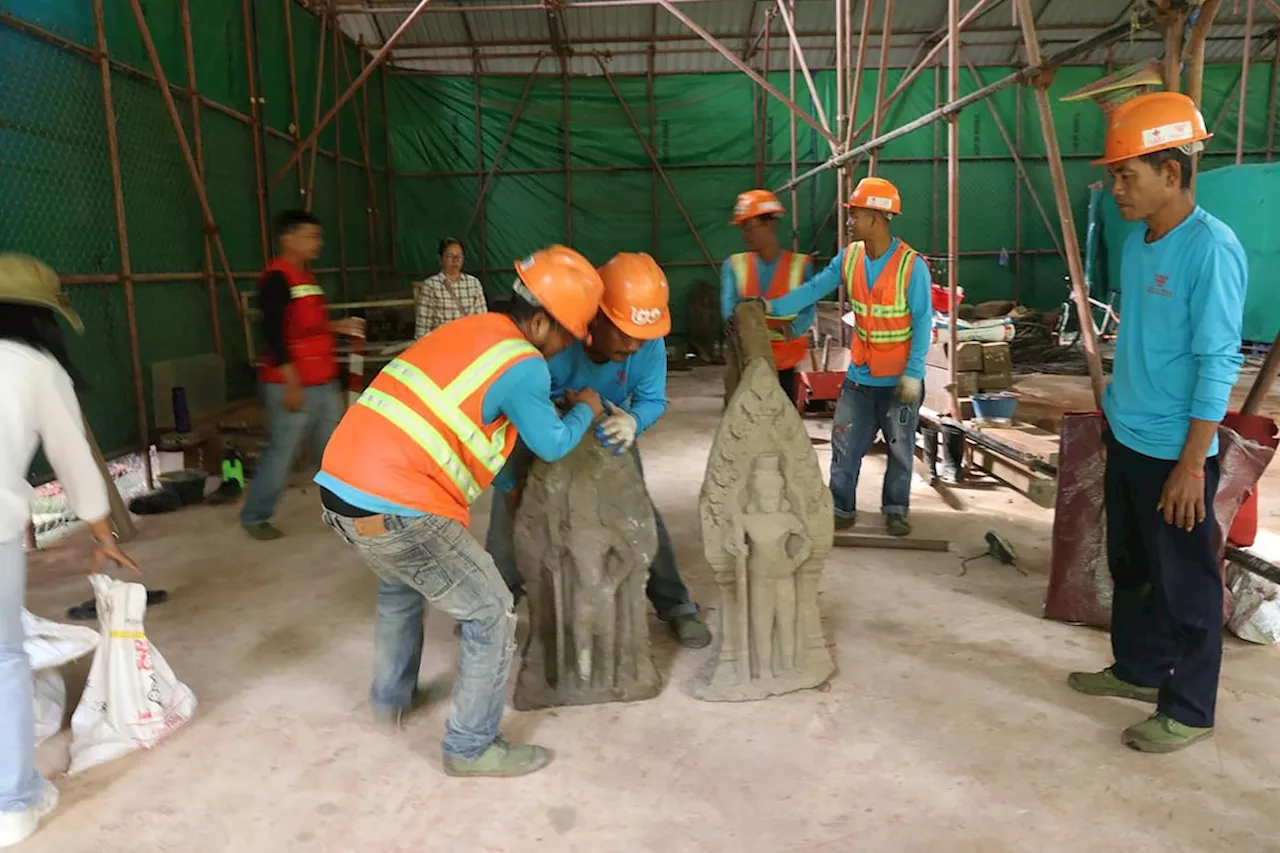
[513,436,661,710]
[694,356,836,701]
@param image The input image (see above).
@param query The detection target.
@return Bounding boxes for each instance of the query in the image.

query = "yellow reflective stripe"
[843,242,864,302]
[446,339,537,404]
[357,388,482,502]
[729,254,751,297]
[290,284,325,299]
[867,327,913,343]
[382,359,509,476]
[784,252,809,290]
[892,249,916,312]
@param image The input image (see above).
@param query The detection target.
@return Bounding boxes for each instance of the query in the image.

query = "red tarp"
[1044,412,1277,628]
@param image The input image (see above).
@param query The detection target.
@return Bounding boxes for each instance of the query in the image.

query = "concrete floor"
[21,367,1280,853]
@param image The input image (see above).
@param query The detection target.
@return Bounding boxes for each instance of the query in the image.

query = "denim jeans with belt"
[241,381,344,525]
[323,511,516,760]
[0,537,41,813]
[485,442,697,622]
[830,379,921,519]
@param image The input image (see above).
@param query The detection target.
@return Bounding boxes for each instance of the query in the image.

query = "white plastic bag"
[21,610,99,746]
[1227,564,1280,645]
[68,575,197,775]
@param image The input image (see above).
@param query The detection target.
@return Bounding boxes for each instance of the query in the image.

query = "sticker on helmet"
[1142,120,1194,149]
[630,306,664,325]
[760,201,783,212]
[734,197,752,215]
[866,195,893,210]
[518,255,535,271]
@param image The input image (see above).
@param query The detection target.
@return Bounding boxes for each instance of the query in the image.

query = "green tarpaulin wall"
[2,0,1276,463]
[1097,162,1280,344]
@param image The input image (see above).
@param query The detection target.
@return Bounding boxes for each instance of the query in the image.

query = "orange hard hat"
[731,189,786,225]
[513,245,604,340]
[1093,91,1212,166]
[597,252,671,340]
[844,177,902,215]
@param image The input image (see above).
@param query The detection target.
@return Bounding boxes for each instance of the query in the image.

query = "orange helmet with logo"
[1093,91,1212,166]
[513,245,604,340]
[597,252,671,340]
[731,189,786,225]
[845,177,902,215]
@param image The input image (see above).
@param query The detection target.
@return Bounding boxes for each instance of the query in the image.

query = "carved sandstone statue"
[695,357,835,701]
[513,437,661,710]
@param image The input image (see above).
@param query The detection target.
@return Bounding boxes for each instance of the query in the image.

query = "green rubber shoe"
[443,738,551,778]
[833,513,857,530]
[243,522,284,541]
[1066,667,1158,703]
[1122,713,1213,753]
[885,515,912,537]
[670,613,711,649]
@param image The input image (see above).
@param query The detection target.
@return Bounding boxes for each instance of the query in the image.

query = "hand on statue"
[1158,462,1207,532]
[332,317,366,338]
[565,387,604,417]
[594,401,639,455]
[896,375,923,405]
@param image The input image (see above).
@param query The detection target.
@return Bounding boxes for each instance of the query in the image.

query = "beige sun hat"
[0,254,83,334]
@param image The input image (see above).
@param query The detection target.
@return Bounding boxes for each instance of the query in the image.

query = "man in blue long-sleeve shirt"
[766,177,933,537]
[721,189,815,401]
[487,253,711,648]
[1066,92,1245,754]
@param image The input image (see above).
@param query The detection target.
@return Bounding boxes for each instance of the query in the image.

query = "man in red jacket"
[241,210,363,540]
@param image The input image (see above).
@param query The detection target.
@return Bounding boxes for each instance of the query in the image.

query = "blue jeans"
[485,444,697,622]
[323,511,516,760]
[241,381,344,525]
[830,380,920,519]
[0,538,40,813]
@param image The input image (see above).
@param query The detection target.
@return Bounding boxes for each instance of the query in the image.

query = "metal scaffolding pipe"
[594,55,718,273]
[463,56,545,239]
[1237,0,1256,165]
[273,0,439,186]
[305,9,328,208]
[846,0,874,148]
[775,0,833,144]
[788,0,798,250]
[946,0,961,420]
[868,0,895,175]
[777,7,1150,193]
[656,0,839,147]
[1016,0,1105,407]
[180,0,221,356]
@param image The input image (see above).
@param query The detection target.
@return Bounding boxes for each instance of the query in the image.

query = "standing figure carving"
[513,437,661,710]
[695,357,835,701]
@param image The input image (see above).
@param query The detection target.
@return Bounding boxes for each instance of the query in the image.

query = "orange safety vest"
[842,240,922,379]
[257,258,337,387]
[319,313,540,526]
[729,251,811,370]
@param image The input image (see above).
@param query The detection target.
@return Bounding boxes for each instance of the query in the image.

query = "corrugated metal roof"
[334,0,1278,75]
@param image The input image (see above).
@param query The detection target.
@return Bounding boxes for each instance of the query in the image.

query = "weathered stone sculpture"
[695,357,835,701]
[723,300,777,406]
[513,437,661,710]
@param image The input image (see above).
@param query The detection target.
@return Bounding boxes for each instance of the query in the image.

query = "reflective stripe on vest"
[354,338,538,502]
[843,244,917,343]
[729,252,809,340]
[290,284,325,299]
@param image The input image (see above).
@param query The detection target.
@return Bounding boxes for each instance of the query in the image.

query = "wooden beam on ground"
[834,526,950,552]
[85,416,138,543]
[970,447,1056,508]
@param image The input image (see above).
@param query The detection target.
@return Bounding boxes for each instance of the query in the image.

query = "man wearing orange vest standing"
[315,245,605,778]
[764,178,933,537]
[722,190,814,400]
[242,210,364,541]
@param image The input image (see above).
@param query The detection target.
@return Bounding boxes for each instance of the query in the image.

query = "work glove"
[896,375,923,405]
[594,401,639,455]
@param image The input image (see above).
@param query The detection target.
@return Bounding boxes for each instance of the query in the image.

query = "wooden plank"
[973,422,1060,466]
[833,526,950,551]
[971,447,1057,508]
[85,415,138,543]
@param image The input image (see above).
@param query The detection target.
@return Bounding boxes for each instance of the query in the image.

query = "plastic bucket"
[972,392,1018,425]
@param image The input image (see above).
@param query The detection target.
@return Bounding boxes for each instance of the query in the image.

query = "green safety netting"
[2,0,1277,462]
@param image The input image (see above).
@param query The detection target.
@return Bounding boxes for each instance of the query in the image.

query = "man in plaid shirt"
[413,237,487,338]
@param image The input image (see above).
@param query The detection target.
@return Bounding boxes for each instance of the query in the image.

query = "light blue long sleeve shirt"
[720,253,816,338]
[768,239,933,385]
[1101,206,1246,461]
[491,338,669,494]
[315,357,593,515]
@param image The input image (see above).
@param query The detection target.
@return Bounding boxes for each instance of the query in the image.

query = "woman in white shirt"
[0,255,138,848]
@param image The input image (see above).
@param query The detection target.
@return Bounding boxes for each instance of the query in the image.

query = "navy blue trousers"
[1105,433,1223,729]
